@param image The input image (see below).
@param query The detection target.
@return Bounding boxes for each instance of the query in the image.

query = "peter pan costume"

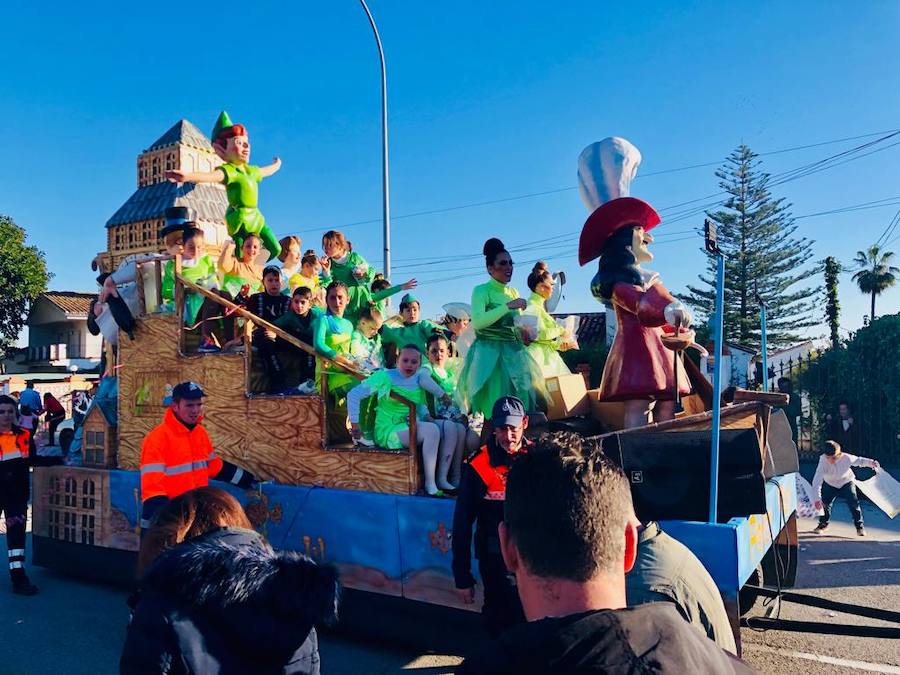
[524,291,572,378]
[320,251,375,324]
[162,256,218,325]
[457,278,542,417]
[347,369,446,450]
[211,111,281,261]
[380,294,443,354]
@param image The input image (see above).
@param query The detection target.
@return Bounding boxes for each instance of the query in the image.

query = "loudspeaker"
[601,428,766,523]
[764,409,799,478]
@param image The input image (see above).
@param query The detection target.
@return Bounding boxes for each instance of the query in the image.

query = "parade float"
[31,124,798,653]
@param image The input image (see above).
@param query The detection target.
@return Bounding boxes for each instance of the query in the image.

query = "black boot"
[11,571,38,596]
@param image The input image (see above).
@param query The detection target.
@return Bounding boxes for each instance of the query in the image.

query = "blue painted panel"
[109,470,140,528]
[659,520,740,591]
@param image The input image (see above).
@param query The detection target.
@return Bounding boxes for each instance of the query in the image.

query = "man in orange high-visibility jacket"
[139,381,256,534]
[452,396,530,637]
[0,395,38,595]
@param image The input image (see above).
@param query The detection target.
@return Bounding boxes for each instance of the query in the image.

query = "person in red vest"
[0,395,38,595]
[452,396,530,636]
[139,382,257,535]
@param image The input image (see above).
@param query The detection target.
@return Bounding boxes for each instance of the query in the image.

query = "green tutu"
[458,335,541,417]
[364,370,425,449]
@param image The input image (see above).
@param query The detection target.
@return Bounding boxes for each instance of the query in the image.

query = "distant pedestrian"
[121,487,338,675]
[43,392,66,442]
[457,432,754,674]
[827,401,862,455]
[18,381,42,416]
[0,395,38,595]
[813,440,879,536]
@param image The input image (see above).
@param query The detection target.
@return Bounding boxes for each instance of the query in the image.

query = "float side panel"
[118,314,411,494]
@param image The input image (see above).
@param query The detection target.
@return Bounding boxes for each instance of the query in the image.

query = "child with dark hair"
[319,230,374,324]
[381,293,442,359]
[247,266,292,393]
[274,286,319,390]
[122,487,338,674]
[313,282,359,441]
[161,227,233,353]
[813,440,880,536]
[347,345,454,496]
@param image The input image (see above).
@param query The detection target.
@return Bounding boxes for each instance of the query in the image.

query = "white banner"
[795,474,824,519]
[857,470,900,519]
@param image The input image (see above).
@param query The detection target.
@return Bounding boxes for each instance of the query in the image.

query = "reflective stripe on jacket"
[469,445,509,501]
[0,428,30,462]
[139,408,223,502]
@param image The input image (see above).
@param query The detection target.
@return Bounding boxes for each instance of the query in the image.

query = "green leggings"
[234,225,281,262]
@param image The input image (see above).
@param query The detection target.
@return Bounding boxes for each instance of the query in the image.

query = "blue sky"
[5,1,900,340]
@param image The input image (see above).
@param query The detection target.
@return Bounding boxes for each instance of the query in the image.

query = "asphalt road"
[0,501,897,674]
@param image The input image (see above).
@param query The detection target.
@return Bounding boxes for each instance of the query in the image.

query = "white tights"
[398,421,450,495]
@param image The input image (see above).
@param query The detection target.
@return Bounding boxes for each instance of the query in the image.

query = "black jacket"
[456,603,755,674]
[451,439,530,589]
[120,528,338,675]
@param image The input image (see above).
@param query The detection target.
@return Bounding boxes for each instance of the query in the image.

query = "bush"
[800,314,900,460]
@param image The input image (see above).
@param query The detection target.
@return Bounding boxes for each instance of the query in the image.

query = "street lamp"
[358,0,392,278]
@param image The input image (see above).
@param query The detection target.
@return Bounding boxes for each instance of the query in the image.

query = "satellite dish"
[545,271,566,313]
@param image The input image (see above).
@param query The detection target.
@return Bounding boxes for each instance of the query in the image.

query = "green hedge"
[800,314,900,460]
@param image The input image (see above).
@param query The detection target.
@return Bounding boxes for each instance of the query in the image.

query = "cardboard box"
[544,374,589,420]
[587,389,625,431]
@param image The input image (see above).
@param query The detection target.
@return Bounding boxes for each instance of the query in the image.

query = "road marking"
[750,645,900,673]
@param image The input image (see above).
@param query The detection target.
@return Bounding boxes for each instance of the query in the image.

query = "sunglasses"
[495,260,514,267]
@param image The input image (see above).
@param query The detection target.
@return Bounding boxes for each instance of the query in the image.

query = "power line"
[291,126,900,237]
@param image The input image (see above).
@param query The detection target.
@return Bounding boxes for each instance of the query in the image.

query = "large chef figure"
[578,137,693,429]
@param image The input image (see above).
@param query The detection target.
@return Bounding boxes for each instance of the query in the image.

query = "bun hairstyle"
[527,261,552,292]
[371,273,391,293]
[483,238,507,267]
[301,249,318,266]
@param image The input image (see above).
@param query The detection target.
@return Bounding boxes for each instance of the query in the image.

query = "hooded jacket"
[456,603,754,675]
[120,528,339,675]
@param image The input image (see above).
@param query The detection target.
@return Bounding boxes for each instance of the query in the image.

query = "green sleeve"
[536,305,563,343]
[371,283,405,303]
[313,314,337,359]
[349,252,375,285]
[471,284,511,330]
[380,324,399,347]
[161,260,174,302]
[218,164,234,185]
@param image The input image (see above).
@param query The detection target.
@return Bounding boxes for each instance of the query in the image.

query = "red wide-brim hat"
[578,197,661,266]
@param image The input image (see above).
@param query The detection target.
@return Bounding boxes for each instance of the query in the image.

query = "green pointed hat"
[211,110,234,142]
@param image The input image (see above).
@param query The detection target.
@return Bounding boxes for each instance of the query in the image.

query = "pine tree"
[685,145,818,349]
[823,256,841,350]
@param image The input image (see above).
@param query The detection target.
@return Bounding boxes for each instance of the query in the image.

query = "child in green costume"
[381,293,443,365]
[424,333,478,488]
[457,238,542,417]
[523,261,576,378]
[347,345,454,496]
[165,111,283,261]
[161,227,234,353]
[320,230,375,324]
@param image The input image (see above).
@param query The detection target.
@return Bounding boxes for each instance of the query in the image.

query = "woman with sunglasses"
[457,238,542,418]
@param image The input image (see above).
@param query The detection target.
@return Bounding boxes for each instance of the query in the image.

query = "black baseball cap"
[491,395,527,427]
[172,381,205,401]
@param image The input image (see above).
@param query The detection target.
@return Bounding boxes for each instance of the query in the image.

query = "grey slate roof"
[106,182,226,228]
[146,119,213,152]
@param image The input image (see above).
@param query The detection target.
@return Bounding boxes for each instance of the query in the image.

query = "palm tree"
[851,245,899,320]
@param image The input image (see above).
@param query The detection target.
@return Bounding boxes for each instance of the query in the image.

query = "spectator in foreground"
[813,440,879,537]
[121,487,338,675]
[457,432,753,674]
[626,516,737,653]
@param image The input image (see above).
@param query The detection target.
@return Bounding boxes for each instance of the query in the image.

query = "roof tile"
[106,181,227,228]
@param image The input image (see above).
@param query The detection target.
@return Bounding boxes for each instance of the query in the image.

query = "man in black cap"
[457,432,754,674]
[451,395,529,636]
[139,381,258,535]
